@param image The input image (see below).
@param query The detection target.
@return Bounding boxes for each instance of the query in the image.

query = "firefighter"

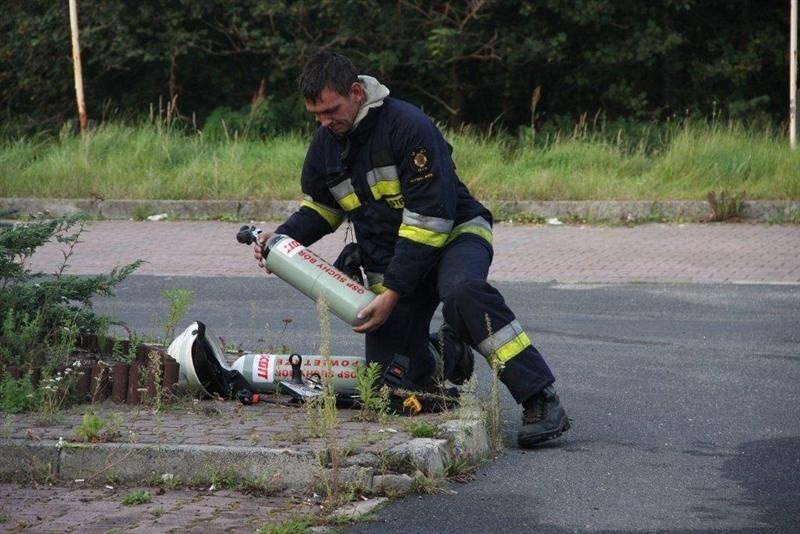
[254,51,569,447]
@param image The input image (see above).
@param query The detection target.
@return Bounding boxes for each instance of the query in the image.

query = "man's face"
[305,83,364,136]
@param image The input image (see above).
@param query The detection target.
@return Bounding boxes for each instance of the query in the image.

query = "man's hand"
[253,231,274,270]
[353,289,400,333]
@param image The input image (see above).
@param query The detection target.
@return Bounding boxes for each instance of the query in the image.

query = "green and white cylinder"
[264,234,376,326]
[231,353,364,392]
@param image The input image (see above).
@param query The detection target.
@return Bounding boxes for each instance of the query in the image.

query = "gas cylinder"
[261,233,376,326]
[231,352,364,392]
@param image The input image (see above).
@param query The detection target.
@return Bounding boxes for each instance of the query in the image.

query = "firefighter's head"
[300,51,364,136]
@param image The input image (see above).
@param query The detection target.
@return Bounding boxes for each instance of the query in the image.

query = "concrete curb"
[1,417,491,496]
[1,197,798,223]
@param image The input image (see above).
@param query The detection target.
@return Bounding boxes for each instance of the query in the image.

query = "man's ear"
[350,81,364,103]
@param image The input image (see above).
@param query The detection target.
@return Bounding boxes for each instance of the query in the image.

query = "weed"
[214,212,238,223]
[708,190,746,221]
[162,288,193,343]
[240,471,283,497]
[3,413,13,440]
[445,457,478,482]
[89,360,111,404]
[145,350,164,412]
[151,507,166,518]
[0,374,38,413]
[305,297,337,439]
[255,518,312,534]
[74,411,121,442]
[37,365,80,423]
[131,204,155,221]
[405,420,438,438]
[121,489,152,505]
[160,472,180,490]
[0,511,7,523]
[209,468,238,489]
[353,361,390,423]
[112,329,142,364]
[483,314,504,451]
[412,472,445,494]
[75,411,105,442]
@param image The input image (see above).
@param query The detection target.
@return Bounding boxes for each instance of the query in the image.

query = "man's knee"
[442,278,495,316]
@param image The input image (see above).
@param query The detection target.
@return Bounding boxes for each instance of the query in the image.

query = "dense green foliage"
[1,1,789,136]
[1,120,797,201]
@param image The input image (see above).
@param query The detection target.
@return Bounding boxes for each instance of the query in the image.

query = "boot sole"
[517,417,571,448]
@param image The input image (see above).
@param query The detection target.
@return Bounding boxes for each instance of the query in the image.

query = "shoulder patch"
[410,148,430,172]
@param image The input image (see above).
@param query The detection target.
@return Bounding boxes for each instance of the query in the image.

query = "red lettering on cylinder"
[256,356,269,379]
[284,240,301,254]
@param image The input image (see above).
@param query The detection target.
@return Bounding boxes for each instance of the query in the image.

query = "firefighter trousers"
[365,234,555,404]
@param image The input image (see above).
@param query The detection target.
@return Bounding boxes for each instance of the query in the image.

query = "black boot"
[518,385,570,447]
[431,324,474,385]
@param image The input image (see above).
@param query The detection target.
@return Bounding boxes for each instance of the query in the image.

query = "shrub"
[0,214,141,376]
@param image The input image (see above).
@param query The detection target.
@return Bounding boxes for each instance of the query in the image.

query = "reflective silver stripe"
[401,209,454,234]
[330,180,356,201]
[476,320,529,357]
[366,165,398,185]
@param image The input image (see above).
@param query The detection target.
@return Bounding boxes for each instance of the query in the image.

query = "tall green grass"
[1,120,797,200]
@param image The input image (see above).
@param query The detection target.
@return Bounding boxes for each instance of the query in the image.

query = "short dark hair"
[298,51,359,103]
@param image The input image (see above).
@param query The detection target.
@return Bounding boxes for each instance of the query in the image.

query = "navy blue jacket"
[276,97,492,295]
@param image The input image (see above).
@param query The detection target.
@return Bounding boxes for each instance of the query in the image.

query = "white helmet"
[167,321,231,397]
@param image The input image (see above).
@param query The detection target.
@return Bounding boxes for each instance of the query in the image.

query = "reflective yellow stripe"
[398,223,449,248]
[446,224,493,245]
[369,282,387,294]
[493,332,532,363]
[337,192,362,212]
[301,199,343,229]
[329,179,362,212]
[366,272,386,294]
[446,216,493,246]
[366,165,402,202]
[370,179,401,199]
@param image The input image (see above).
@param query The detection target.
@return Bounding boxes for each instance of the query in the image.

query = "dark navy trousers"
[365,235,555,404]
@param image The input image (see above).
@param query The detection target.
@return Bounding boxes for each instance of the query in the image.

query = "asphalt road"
[93,275,800,533]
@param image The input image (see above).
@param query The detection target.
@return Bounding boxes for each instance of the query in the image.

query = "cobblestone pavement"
[25,220,800,284]
[1,399,437,532]
[0,483,317,533]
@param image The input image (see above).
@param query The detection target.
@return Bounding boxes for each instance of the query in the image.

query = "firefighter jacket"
[276,77,493,296]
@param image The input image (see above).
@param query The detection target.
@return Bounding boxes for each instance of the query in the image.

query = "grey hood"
[353,75,390,128]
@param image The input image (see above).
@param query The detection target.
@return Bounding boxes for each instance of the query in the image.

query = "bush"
[0,214,141,376]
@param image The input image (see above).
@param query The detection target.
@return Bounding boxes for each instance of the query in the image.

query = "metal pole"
[791,0,798,149]
[69,0,87,133]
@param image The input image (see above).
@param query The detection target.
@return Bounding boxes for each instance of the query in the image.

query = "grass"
[120,489,152,506]
[1,119,797,201]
